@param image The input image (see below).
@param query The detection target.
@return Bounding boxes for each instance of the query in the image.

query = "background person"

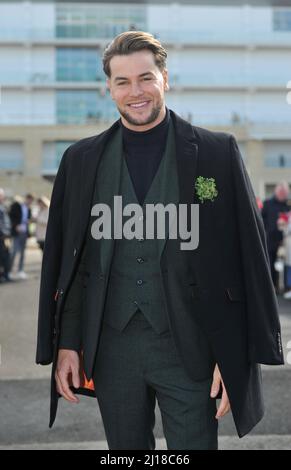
[35,197,50,253]
[0,188,12,283]
[262,182,290,293]
[9,193,34,280]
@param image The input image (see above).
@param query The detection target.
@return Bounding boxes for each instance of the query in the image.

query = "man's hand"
[210,364,231,419]
[55,349,80,403]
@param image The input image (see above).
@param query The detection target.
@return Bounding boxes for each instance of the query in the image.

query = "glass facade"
[264,142,291,168]
[43,141,75,173]
[55,4,145,126]
[56,4,147,39]
[56,90,119,124]
[56,48,103,82]
[0,142,24,171]
[265,154,291,168]
[273,10,291,31]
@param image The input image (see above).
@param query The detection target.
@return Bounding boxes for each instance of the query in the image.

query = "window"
[56,90,119,124]
[56,48,103,82]
[264,142,291,168]
[273,9,291,31]
[265,154,291,168]
[43,141,75,174]
[0,142,24,171]
[56,4,147,39]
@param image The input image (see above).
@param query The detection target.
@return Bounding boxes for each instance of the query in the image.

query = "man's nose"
[129,82,144,96]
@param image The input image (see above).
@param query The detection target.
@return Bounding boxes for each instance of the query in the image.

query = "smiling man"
[108,49,167,130]
[36,31,284,450]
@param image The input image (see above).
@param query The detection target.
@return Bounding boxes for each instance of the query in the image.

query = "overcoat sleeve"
[58,245,87,352]
[36,149,68,365]
[229,135,284,365]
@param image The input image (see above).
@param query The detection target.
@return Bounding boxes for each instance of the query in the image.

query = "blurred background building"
[0,0,291,198]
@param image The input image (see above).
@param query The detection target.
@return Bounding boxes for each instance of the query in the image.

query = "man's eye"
[117,82,127,86]
[143,77,152,81]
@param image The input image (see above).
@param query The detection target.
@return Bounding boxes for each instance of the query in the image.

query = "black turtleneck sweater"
[120,107,170,205]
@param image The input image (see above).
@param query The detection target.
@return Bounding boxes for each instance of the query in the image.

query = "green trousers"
[93,309,218,450]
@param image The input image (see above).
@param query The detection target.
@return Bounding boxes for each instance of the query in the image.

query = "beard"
[117,100,163,127]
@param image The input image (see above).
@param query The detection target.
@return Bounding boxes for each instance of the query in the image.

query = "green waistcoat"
[93,118,179,334]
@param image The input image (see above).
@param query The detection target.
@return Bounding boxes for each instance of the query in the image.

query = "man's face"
[275,186,289,202]
[26,197,33,207]
[107,50,169,131]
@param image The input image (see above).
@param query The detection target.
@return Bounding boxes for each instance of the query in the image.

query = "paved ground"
[0,245,290,450]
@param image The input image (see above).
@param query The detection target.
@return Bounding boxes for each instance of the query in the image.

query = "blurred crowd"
[260,181,291,299]
[0,189,49,283]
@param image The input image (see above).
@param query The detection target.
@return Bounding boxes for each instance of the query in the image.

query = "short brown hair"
[103,31,167,78]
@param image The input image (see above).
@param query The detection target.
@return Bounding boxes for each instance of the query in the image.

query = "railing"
[1,113,291,127]
[157,30,291,46]
[0,74,289,88]
[0,29,55,41]
[169,74,290,87]
[0,29,291,46]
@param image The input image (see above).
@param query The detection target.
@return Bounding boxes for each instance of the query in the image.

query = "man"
[9,193,34,280]
[0,188,11,283]
[35,196,50,253]
[36,31,284,450]
[262,182,290,293]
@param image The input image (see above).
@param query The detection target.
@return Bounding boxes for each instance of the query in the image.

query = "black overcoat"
[36,110,284,437]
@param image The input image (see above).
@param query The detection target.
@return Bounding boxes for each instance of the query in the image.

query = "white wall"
[166,90,247,125]
[147,5,274,42]
[0,2,55,40]
[249,50,291,85]
[31,47,56,83]
[30,1,55,39]
[249,93,291,124]
[0,90,55,125]
[167,48,291,87]
[166,89,291,126]
[167,49,245,86]
[0,47,55,84]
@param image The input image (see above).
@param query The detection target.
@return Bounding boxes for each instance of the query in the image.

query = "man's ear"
[163,69,169,91]
[106,78,114,99]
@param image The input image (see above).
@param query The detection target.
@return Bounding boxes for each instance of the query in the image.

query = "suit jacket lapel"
[98,127,123,275]
[77,120,120,251]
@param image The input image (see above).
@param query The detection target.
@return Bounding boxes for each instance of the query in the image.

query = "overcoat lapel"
[166,111,200,251]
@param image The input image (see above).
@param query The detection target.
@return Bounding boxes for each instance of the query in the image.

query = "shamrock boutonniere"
[195,176,218,203]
